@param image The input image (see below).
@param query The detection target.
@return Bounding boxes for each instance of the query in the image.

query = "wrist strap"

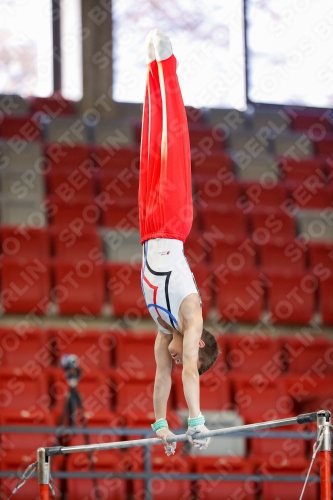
[188,412,205,427]
[151,418,168,432]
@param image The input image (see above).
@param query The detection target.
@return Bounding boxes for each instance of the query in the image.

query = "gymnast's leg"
[139,30,192,244]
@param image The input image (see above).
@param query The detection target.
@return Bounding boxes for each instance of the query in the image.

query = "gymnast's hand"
[156,428,177,456]
[186,424,210,450]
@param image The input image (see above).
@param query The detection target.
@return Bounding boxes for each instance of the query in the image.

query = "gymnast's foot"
[152,29,173,61]
[146,30,155,64]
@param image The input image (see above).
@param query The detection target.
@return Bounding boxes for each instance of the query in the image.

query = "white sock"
[146,30,155,64]
[152,29,173,61]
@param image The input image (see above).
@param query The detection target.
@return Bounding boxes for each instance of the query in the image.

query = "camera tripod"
[54,356,101,500]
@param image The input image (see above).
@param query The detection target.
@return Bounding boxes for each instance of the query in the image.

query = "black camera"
[60,354,81,384]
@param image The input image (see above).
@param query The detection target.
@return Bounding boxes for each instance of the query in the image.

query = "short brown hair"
[198,328,219,375]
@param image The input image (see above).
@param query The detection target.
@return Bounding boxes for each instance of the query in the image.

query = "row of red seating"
[0,449,319,500]
[1,259,332,323]
[194,178,333,211]
[0,405,317,462]
[132,117,333,158]
[1,225,332,269]
[43,144,333,192]
[0,406,318,462]
[1,328,332,376]
[1,199,325,240]
[41,146,333,180]
[42,142,333,176]
[184,234,333,271]
[42,168,333,211]
[0,366,331,418]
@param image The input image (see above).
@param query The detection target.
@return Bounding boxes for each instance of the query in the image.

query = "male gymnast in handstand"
[139,29,219,455]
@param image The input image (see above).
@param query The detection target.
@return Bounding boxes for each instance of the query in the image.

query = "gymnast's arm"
[153,330,173,419]
[181,305,203,419]
[153,330,177,455]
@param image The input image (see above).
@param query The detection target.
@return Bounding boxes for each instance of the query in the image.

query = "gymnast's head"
[197,328,219,375]
[168,327,219,375]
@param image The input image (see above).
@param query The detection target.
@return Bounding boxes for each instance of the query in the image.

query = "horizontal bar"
[45,413,317,456]
[0,426,317,439]
[0,471,325,482]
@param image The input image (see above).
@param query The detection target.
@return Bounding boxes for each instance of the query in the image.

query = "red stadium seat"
[248,417,306,460]
[114,331,156,377]
[279,157,326,184]
[250,209,296,242]
[308,242,333,277]
[186,105,205,124]
[290,111,332,132]
[66,452,127,500]
[91,145,140,171]
[99,169,139,202]
[202,206,249,238]
[0,327,52,368]
[232,374,288,420]
[216,269,265,323]
[191,263,213,319]
[210,237,256,269]
[107,262,150,319]
[284,374,333,414]
[132,120,142,144]
[50,368,111,416]
[66,410,126,456]
[49,328,113,373]
[266,271,316,325]
[319,277,333,325]
[289,183,333,210]
[327,160,333,184]
[313,133,333,157]
[280,336,333,375]
[1,226,50,259]
[53,258,105,315]
[48,196,100,226]
[189,125,225,150]
[133,453,192,500]
[240,181,289,211]
[194,456,256,500]
[112,372,170,415]
[0,115,41,141]
[44,143,92,171]
[101,202,139,230]
[194,177,241,207]
[52,226,102,258]
[191,151,232,176]
[1,257,50,314]
[173,371,231,411]
[192,208,202,233]
[227,335,284,374]
[183,232,211,266]
[0,368,49,410]
[258,458,318,500]
[29,93,75,115]
[0,409,55,457]
[215,335,228,378]
[46,168,96,200]
[258,239,306,271]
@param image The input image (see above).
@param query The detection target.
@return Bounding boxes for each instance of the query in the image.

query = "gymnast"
[139,29,219,456]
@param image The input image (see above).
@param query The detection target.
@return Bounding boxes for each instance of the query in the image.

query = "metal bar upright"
[38,448,50,500]
[52,0,62,92]
[317,410,331,500]
[144,445,152,500]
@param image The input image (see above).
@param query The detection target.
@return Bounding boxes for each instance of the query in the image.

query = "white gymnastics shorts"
[141,238,201,335]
